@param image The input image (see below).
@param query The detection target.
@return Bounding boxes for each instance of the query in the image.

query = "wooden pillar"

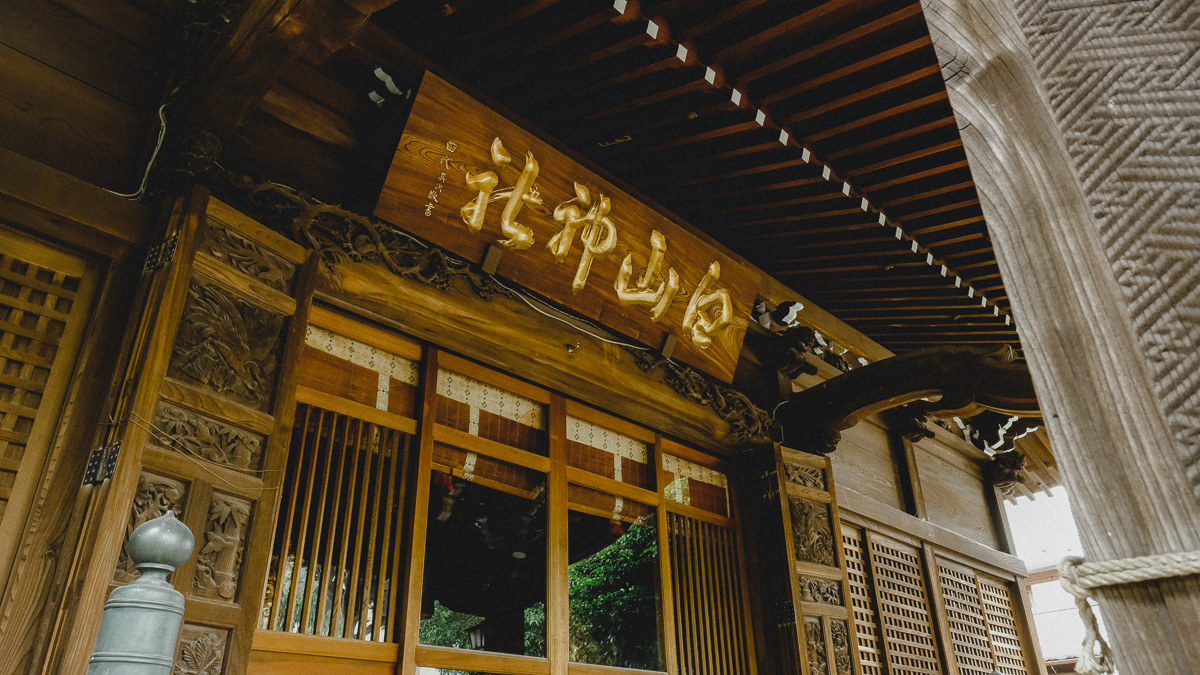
[917,1,1200,672]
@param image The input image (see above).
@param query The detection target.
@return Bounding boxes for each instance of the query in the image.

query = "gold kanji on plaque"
[460,137,542,249]
[614,230,680,321]
[682,262,733,349]
[547,182,619,293]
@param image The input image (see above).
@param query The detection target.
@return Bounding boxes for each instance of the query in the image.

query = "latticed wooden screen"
[842,528,885,675]
[667,511,753,675]
[865,535,942,675]
[0,243,91,526]
[264,404,411,641]
[936,557,1029,675]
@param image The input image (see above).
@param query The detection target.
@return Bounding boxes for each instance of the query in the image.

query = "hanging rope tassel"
[1058,551,1200,675]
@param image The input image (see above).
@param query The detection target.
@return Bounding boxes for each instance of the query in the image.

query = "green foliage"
[420,601,482,650]
[568,523,659,669]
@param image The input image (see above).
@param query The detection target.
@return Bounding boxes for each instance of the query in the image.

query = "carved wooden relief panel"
[200,222,296,294]
[193,492,252,602]
[115,471,188,584]
[784,462,826,490]
[167,281,286,413]
[154,401,265,472]
[805,617,829,675]
[789,496,836,568]
[171,624,228,675]
[799,577,843,605]
[831,620,852,675]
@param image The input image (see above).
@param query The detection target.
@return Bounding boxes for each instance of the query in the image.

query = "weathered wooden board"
[375,72,754,383]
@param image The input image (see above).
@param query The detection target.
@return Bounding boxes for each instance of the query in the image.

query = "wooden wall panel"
[828,420,904,512]
[911,440,996,549]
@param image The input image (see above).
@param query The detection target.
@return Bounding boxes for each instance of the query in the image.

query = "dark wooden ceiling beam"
[906,215,986,236]
[862,157,967,191]
[712,190,846,215]
[826,116,957,161]
[783,64,940,125]
[879,179,975,207]
[737,3,923,84]
[900,199,981,221]
[843,139,963,178]
[760,37,930,106]
[804,90,947,143]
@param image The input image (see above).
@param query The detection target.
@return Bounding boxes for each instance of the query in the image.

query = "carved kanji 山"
[614,230,680,321]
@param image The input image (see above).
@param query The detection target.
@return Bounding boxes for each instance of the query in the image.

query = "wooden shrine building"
[0,1,1196,675]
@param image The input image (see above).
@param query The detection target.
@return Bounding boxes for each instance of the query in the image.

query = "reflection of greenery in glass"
[420,601,481,649]
[569,522,659,669]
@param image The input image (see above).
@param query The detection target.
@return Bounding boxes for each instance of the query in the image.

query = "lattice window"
[667,511,753,675]
[0,248,82,524]
[842,527,885,675]
[263,405,411,641]
[868,537,941,675]
[436,369,546,454]
[938,563,995,675]
[978,577,1028,675]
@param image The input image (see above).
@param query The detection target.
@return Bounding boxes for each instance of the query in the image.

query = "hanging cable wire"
[106,100,172,201]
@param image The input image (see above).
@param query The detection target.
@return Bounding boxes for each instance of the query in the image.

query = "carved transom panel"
[153,401,265,472]
[193,492,252,602]
[168,281,286,412]
[799,576,843,605]
[200,221,296,293]
[784,462,826,490]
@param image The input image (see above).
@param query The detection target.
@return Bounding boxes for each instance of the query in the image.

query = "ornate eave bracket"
[775,344,1040,456]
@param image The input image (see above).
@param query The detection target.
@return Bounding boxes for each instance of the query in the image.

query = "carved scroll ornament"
[201,222,296,292]
[784,463,826,490]
[831,620,852,675]
[775,344,1040,455]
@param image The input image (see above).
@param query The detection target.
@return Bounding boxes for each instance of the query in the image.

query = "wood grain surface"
[375,72,754,383]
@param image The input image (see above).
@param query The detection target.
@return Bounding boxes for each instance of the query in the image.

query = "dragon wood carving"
[775,344,1040,455]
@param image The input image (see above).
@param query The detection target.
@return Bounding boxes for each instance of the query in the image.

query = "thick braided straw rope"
[1058,551,1200,674]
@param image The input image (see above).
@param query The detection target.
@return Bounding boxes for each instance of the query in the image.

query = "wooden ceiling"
[364,0,1022,359]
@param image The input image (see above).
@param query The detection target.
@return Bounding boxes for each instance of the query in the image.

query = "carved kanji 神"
[614,230,680,321]
[547,182,619,293]
[460,137,541,249]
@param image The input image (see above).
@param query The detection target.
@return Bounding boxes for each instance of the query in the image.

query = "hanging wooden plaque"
[375,72,753,383]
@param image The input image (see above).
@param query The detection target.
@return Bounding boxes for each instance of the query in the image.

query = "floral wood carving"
[831,620,852,675]
[784,463,826,490]
[805,618,829,675]
[216,171,511,299]
[799,577,842,605]
[201,222,295,292]
[171,625,226,675]
[154,402,264,472]
[789,496,835,567]
[194,492,251,601]
[629,347,775,447]
[115,472,187,584]
[168,281,285,411]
